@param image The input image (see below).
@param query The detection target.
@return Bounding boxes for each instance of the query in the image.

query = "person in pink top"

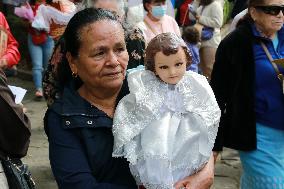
[137,0,181,45]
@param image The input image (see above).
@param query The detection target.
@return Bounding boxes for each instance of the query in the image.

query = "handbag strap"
[260,41,284,82]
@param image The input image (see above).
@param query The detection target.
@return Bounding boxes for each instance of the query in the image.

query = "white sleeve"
[198,2,223,28]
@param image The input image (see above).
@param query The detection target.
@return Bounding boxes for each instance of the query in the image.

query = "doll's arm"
[174,154,214,189]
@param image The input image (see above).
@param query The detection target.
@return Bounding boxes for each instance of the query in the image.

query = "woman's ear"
[249,7,257,22]
[66,52,78,75]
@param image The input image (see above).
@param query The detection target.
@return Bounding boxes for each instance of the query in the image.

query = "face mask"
[151,5,167,19]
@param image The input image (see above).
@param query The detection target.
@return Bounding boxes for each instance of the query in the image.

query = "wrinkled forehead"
[78,19,124,42]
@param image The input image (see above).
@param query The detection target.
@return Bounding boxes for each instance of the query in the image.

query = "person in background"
[27,0,54,98]
[175,0,194,27]
[31,0,76,42]
[182,26,200,72]
[43,0,145,107]
[0,12,20,76]
[137,0,180,44]
[195,0,223,80]
[45,8,215,189]
[211,0,284,188]
[0,69,31,189]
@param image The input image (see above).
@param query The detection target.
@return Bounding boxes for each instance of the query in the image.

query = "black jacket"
[0,70,31,158]
[44,80,136,189]
[210,20,257,151]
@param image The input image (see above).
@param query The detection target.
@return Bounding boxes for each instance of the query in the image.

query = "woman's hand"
[213,151,220,164]
[174,154,214,189]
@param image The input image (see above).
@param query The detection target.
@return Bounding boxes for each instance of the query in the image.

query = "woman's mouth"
[105,71,122,78]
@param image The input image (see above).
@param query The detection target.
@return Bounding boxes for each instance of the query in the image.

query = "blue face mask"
[151,5,167,19]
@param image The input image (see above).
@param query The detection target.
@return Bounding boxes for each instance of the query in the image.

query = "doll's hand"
[174,154,214,189]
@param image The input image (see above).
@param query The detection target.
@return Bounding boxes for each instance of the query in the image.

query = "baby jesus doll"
[112,32,220,189]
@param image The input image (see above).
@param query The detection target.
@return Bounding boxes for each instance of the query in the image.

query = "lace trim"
[130,161,207,189]
[113,71,220,159]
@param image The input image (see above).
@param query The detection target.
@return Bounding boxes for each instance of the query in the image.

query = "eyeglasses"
[255,5,284,16]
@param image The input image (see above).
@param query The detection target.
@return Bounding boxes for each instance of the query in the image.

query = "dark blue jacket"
[44,80,137,189]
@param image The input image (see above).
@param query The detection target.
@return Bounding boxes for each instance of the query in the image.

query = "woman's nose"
[106,51,119,67]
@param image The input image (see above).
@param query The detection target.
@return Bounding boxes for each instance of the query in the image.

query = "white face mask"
[151,5,167,19]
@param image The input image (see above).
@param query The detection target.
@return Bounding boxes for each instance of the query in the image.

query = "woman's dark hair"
[145,32,192,73]
[58,8,122,88]
[237,0,265,27]
[199,0,214,6]
[142,0,166,12]
[29,0,36,5]
[182,26,200,44]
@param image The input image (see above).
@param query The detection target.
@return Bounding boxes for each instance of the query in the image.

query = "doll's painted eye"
[175,62,183,67]
[159,65,168,69]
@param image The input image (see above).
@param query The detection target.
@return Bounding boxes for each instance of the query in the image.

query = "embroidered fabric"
[112,70,220,189]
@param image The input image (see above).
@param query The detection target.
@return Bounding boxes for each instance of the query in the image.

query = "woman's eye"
[92,51,104,59]
[116,47,126,54]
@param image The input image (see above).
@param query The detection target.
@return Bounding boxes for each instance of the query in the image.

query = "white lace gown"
[112,70,220,189]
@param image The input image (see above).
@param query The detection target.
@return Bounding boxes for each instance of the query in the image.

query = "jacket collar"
[52,79,129,117]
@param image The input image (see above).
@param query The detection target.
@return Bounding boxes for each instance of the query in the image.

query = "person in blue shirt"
[182,26,200,73]
[44,8,215,189]
[211,0,284,188]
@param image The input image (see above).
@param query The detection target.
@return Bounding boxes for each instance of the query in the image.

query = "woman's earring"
[72,72,78,78]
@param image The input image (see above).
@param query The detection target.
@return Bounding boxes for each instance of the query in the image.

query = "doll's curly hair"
[145,32,192,73]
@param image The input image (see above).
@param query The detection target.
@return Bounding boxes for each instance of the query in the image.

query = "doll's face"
[154,47,187,84]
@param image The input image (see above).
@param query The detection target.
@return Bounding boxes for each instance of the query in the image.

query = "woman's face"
[69,20,129,90]
[251,0,284,34]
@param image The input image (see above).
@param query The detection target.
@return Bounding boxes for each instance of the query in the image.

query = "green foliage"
[223,0,234,25]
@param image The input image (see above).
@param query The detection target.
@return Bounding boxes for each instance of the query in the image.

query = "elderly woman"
[44,8,215,189]
[43,0,145,107]
[211,0,284,188]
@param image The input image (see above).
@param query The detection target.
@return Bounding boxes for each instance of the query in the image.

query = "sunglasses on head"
[255,5,284,16]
